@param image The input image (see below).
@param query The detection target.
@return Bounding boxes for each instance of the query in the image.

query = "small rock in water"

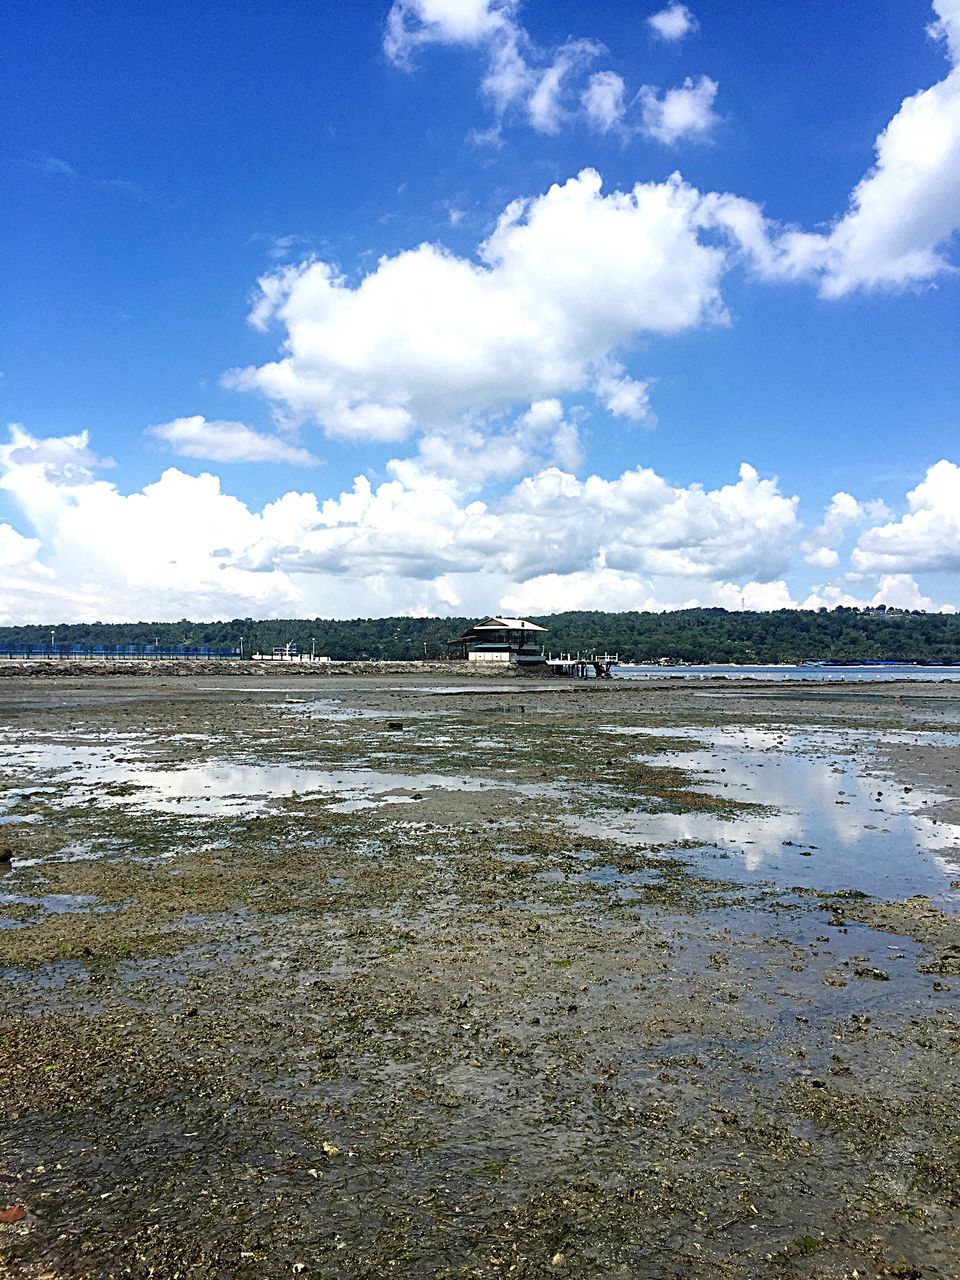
[853,966,889,981]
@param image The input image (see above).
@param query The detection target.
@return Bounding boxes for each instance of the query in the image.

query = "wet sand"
[0,670,958,1278]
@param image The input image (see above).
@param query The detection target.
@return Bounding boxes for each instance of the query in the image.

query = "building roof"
[448,616,548,646]
[470,617,548,633]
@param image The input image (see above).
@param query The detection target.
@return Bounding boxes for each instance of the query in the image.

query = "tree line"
[1,606,958,664]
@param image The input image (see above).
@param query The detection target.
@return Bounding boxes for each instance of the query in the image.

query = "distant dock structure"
[448,618,618,677]
[545,653,620,679]
[449,617,548,667]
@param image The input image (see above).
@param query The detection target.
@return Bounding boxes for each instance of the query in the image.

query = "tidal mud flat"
[0,671,958,1279]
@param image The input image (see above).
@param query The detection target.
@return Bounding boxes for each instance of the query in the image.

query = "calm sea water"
[612,664,960,683]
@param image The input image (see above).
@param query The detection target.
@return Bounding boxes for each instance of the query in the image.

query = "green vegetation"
[2,606,959,664]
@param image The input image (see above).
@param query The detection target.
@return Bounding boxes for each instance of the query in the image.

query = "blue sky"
[2,0,959,621]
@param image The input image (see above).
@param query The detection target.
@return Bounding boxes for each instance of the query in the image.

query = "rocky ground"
[0,670,958,1279]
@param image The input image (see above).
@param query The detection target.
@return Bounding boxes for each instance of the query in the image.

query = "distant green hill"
[1,607,958,664]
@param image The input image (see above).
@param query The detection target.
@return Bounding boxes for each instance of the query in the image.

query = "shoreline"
[3,656,960,688]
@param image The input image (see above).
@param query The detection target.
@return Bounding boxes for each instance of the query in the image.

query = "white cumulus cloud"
[582,67,719,144]
[715,580,800,611]
[146,416,320,466]
[639,75,719,145]
[851,460,960,574]
[240,1,960,457]
[647,4,698,42]
[0,426,309,619]
[871,573,953,613]
[702,0,960,296]
[384,0,517,67]
[582,71,628,134]
[228,170,728,440]
[5,426,959,623]
[244,8,960,460]
[502,568,682,615]
[0,424,109,486]
[245,458,798,586]
[929,0,960,63]
[527,39,603,134]
[387,398,582,490]
[384,0,718,142]
[801,490,890,567]
[0,425,807,622]
[593,366,655,424]
[801,574,956,614]
[238,0,959,476]
[0,521,42,569]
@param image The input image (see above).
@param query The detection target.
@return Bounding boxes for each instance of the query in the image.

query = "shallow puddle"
[579,726,960,901]
[0,735,533,817]
[653,905,951,1027]
[0,891,104,929]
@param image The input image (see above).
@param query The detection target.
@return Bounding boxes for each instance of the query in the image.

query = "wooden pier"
[545,653,620,679]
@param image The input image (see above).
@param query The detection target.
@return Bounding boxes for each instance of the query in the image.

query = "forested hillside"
[1,607,958,664]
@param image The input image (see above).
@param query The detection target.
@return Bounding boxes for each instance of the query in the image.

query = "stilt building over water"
[449,617,548,667]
